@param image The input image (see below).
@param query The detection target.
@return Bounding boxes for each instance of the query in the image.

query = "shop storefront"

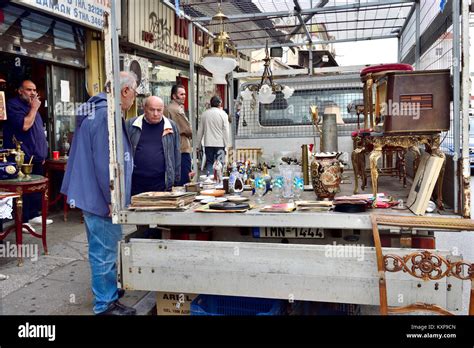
[0,3,84,154]
[119,0,249,117]
[131,57,217,117]
[1,0,110,155]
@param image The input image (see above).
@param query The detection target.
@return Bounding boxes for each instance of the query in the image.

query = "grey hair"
[120,71,138,90]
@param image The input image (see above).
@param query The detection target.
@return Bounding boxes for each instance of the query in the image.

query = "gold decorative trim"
[351,134,444,204]
[384,251,473,281]
[27,184,47,192]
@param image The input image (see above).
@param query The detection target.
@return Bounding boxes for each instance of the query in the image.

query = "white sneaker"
[28,217,53,225]
[22,223,36,233]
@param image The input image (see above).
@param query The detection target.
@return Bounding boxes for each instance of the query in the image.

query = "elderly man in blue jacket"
[61,71,136,315]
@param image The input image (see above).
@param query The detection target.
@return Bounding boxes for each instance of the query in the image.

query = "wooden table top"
[0,174,48,186]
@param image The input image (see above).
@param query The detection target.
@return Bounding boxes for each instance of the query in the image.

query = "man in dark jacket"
[4,80,51,228]
[61,71,136,315]
[127,96,181,193]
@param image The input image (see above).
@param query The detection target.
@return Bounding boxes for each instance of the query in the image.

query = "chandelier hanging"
[241,41,294,105]
[201,5,238,85]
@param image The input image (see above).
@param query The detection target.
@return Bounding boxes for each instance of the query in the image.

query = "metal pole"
[104,0,125,218]
[397,36,402,62]
[398,3,416,42]
[237,34,399,50]
[461,0,471,218]
[194,0,414,21]
[111,3,125,211]
[164,0,211,35]
[415,1,420,68]
[296,14,313,42]
[309,0,314,75]
[453,0,460,213]
[188,21,198,178]
[229,73,236,163]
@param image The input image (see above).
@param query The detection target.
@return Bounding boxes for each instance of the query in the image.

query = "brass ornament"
[384,251,473,281]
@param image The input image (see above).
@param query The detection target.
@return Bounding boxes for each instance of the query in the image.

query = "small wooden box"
[375,69,451,133]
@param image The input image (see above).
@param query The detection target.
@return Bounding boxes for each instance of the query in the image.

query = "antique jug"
[310,152,343,200]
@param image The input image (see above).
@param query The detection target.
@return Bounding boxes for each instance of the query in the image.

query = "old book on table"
[295,200,333,212]
[131,191,196,208]
[260,203,296,213]
[295,200,333,207]
[406,154,444,216]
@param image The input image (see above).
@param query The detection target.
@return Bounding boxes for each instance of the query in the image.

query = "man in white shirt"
[197,96,230,175]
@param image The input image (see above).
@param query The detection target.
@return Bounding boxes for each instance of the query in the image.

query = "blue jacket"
[126,115,181,191]
[61,93,133,217]
[4,96,48,163]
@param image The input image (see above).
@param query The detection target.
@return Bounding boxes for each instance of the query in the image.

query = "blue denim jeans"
[83,211,122,314]
[204,147,225,176]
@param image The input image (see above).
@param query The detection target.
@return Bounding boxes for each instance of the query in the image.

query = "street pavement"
[0,210,146,315]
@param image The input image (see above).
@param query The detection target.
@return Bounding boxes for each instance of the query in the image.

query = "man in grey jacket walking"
[197,96,230,175]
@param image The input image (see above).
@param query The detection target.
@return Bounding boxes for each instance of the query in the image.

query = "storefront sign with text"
[141,13,209,58]
[12,0,110,29]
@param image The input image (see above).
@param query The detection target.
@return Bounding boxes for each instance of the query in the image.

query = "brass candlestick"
[310,105,322,153]
[12,136,25,178]
[301,144,309,185]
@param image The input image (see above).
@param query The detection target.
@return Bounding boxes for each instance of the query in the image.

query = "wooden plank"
[119,239,463,310]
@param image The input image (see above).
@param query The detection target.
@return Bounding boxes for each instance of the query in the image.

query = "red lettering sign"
[172,14,207,47]
[174,15,189,40]
[142,31,154,43]
[194,28,203,46]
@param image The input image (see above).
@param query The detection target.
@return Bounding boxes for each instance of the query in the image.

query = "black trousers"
[178,152,192,186]
[22,162,44,223]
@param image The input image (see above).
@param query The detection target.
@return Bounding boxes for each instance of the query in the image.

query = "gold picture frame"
[0,91,7,121]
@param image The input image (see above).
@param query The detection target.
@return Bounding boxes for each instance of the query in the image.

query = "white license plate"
[259,227,324,238]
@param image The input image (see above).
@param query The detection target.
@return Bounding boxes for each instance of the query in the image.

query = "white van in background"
[234,71,364,167]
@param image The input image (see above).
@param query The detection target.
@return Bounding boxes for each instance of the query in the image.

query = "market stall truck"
[102,1,473,315]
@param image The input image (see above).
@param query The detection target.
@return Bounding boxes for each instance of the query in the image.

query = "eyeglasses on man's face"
[129,86,138,96]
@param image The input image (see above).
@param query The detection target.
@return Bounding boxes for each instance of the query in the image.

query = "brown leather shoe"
[97,301,136,315]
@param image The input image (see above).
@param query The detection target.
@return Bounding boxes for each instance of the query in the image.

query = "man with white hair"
[61,71,137,315]
[127,96,181,194]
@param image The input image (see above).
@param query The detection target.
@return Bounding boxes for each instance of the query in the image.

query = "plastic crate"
[190,295,285,316]
[318,302,361,315]
[288,301,361,315]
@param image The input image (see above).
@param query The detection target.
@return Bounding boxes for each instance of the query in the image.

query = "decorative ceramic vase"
[310,152,343,200]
